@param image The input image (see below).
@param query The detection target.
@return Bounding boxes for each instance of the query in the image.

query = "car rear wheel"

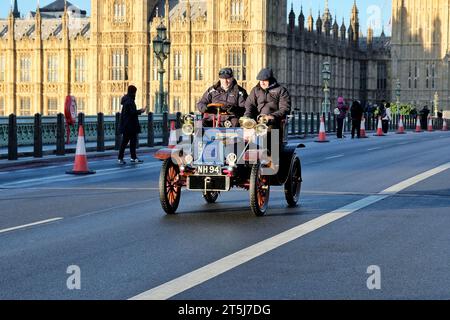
[159,160,182,215]
[285,157,302,207]
[250,163,270,217]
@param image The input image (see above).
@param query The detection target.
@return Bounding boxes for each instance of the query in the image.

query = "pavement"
[0,129,449,299]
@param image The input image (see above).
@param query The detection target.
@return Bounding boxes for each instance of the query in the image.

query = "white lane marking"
[0,218,63,235]
[130,161,450,300]
[0,163,161,188]
[396,142,409,146]
[0,187,159,191]
[367,147,381,151]
[325,154,344,160]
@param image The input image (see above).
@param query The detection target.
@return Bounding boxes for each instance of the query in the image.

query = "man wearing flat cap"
[244,68,291,128]
[197,68,247,127]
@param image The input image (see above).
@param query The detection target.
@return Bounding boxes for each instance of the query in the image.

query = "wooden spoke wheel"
[249,163,271,217]
[159,160,182,215]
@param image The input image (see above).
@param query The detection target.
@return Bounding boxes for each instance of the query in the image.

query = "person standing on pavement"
[420,105,430,130]
[351,100,364,139]
[335,97,349,139]
[118,85,147,165]
[382,101,392,134]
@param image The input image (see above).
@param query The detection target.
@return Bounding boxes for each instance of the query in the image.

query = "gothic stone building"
[391,0,450,115]
[0,0,391,116]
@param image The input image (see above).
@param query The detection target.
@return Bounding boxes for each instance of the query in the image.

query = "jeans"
[119,133,138,160]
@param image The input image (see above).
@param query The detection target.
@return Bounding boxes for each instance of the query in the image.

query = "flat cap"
[256,68,274,81]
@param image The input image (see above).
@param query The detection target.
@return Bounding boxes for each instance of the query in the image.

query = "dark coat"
[119,94,144,135]
[350,101,364,120]
[197,80,248,118]
[336,103,349,120]
[244,81,291,121]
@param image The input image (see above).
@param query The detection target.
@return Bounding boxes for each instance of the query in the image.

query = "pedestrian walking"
[420,105,430,131]
[382,101,392,134]
[351,100,364,139]
[335,97,349,139]
[118,85,147,165]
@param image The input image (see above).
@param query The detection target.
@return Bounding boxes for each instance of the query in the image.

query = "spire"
[340,18,346,40]
[186,0,191,19]
[307,9,314,32]
[367,26,373,48]
[298,6,305,32]
[12,0,20,18]
[165,0,169,26]
[332,15,339,39]
[289,3,295,31]
[316,10,322,35]
[350,1,359,47]
[322,1,332,36]
[36,0,40,14]
[323,0,332,24]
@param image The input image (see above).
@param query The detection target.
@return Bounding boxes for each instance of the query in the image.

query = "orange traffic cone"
[360,116,368,138]
[442,119,448,131]
[168,120,178,149]
[415,117,422,133]
[315,115,329,143]
[427,116,434,132]
[396,115,406,134]
[374,117,385,136]
[66,125,95,175]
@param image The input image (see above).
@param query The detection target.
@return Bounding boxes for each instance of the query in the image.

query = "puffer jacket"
[119,94,144,135]
[244,81,291,121]
[197,80,247,117]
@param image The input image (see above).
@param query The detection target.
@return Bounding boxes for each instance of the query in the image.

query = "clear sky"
[1,0,392,36]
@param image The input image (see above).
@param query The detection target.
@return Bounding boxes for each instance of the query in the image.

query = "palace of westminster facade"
[0,0,448,117]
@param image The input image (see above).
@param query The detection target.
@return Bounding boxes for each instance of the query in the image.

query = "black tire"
[285,157,302,207]
[203,191,220,204]
[159,159,182,215]
[249,163,271,217]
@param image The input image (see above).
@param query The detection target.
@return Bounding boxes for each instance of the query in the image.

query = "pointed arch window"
[431,63,436,89]
[114,0,127,23]
[408,63,412,89]
[414,62,418,89]
[19,97,31,116]
[173,51,183,81]
[195,51,204,81]
[110,49,128,81]
[231,0,244,21]
[20,56,31,82]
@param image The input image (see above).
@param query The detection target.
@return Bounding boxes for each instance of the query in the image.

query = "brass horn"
[239,117,257,129]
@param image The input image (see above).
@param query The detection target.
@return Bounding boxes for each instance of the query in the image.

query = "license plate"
[196,165,222,175]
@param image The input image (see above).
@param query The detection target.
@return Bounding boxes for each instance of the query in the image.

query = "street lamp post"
[321,61,331,116]
[434,92,439,118]
[153,22,171,114]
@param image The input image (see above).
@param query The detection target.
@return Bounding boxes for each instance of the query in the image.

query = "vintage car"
[155,104,305,216]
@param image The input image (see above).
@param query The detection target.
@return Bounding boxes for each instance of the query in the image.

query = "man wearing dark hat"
[118,85,147,165]
[244,68,291,128]
[197,68,247,127]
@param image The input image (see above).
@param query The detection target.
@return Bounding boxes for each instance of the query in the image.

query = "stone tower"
[391,0,450,113]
